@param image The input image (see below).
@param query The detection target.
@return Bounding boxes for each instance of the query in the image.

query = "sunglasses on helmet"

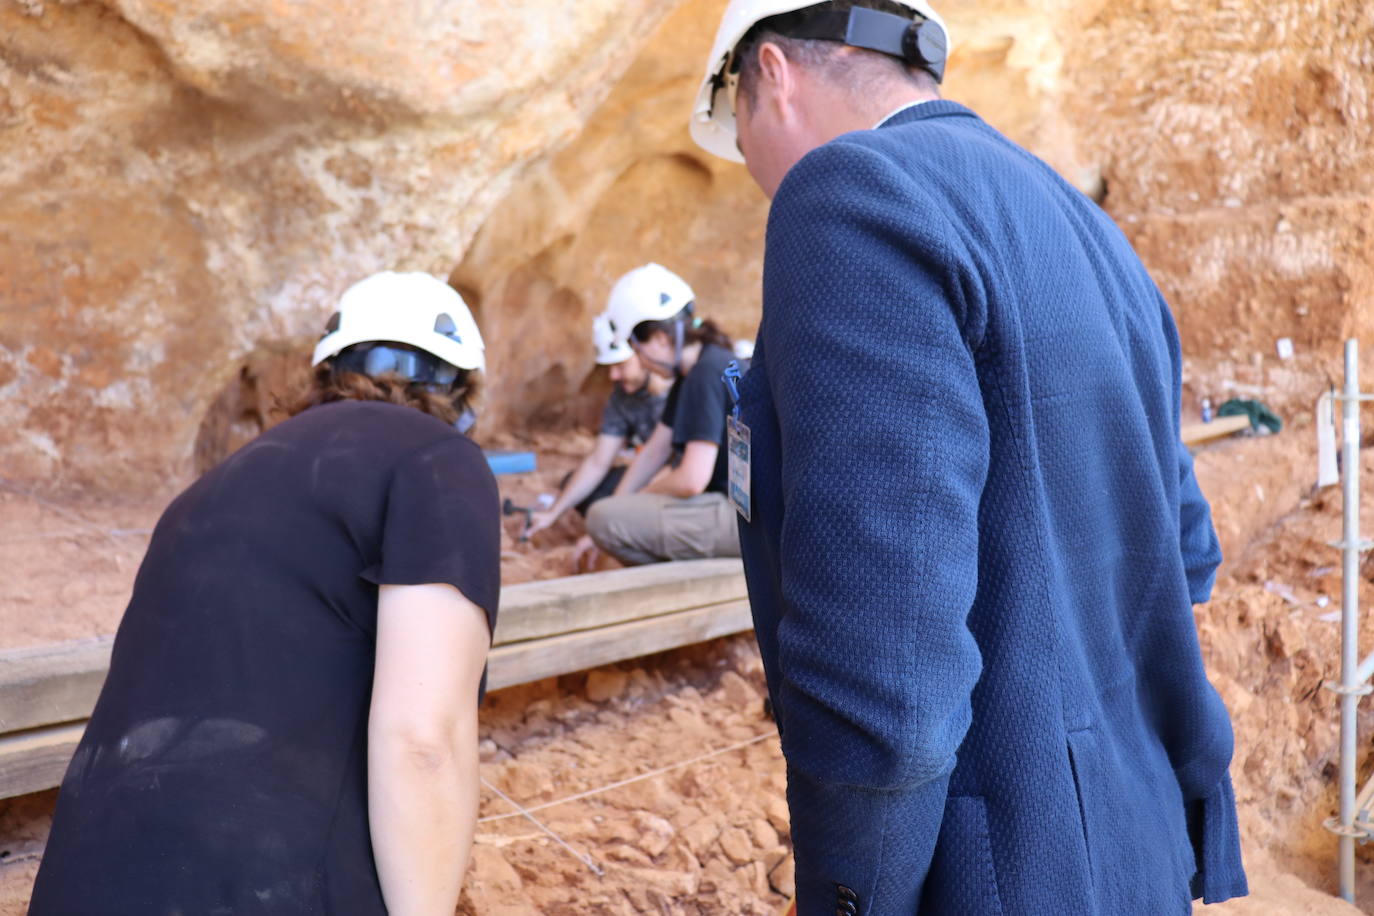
[332,343,460,389]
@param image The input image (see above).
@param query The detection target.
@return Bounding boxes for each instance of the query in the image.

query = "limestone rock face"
[1062,0,1374,361]
[1,0,1371,494]
[450,0,769,435]
[0,0,675,491]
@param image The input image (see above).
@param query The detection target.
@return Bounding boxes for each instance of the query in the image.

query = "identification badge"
[727,415,752,522]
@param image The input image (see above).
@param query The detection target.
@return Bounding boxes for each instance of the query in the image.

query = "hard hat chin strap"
[635,318,689,378]
[672,319,686,378]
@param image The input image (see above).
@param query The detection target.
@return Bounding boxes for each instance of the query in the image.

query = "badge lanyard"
[722,361,752,522]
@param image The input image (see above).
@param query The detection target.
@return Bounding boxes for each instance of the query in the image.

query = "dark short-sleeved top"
[599,384,666,447]
[29,400,501,916]
[660,343,737,494]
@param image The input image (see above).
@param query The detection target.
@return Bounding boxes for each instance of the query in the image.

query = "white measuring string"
[477,729,777,826]
[480,776,605,876]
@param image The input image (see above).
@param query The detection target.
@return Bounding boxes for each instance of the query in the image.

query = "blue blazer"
[735,101,1246,915]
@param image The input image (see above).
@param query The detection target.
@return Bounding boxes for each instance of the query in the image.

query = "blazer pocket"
[921,795,1004,915]
[1067,727,1194,908]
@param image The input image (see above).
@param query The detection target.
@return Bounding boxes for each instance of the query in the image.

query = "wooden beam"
[1181,414,1251,447]
[492,558,745,646]
[0,561,754,799]
[0,637,112,733]
[0,723,83,799]
[487,599,753,691]
[0,563,747,731]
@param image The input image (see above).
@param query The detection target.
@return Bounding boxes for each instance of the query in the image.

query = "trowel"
[502,498,533,542]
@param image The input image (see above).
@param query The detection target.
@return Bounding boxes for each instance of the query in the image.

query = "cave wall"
[0,0,678,492]
[1,0,1370,496]
[1062,0,1374,360]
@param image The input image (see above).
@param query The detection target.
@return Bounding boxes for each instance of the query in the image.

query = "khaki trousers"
[585,492,742,567]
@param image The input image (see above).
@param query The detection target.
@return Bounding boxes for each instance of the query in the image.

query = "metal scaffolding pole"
[1335,339,1364,903]
[1341,340,1361,900]
[1320,340,1374,901]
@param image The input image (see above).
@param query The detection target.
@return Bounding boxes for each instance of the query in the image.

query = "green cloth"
[1217,398,1282,434]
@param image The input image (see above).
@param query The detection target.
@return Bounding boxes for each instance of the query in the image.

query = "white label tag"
[726,415,752,522]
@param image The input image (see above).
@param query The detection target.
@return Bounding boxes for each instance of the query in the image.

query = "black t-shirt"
[29,400,500,916]
[599,384,666,447]
[661,343,737,494]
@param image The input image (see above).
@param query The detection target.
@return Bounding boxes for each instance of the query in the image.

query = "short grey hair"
[735,1,940,111]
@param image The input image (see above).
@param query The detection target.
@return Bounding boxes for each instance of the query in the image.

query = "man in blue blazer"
[688,2,1248,913]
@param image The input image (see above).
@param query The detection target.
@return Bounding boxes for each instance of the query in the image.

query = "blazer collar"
[876,99,980,130]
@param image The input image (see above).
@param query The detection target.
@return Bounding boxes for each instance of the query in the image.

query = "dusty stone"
[718,825,754,866]
[467,844,524,895]
[763,794,791,836]
[586,668,630,703]
[616,865,699,898]
[499,761,553,801]
[610,774,678,813]
[745,859,772,901]
[750,817,779,851]
[761,845,789,874]
[682,813,723,858]
[768,853,796,899]
[717,670,760,708]
[667,705,708,733]
[633,812,676,858]
[604,843,653,866]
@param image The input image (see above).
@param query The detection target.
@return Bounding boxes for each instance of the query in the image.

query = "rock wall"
[1,0,1371,495]
[1062,0,1374,361]
[0,0,677,492]
[450,0,769,435]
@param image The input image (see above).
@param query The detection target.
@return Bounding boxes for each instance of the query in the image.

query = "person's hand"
[526,509,560,537]
[572,535,601,574]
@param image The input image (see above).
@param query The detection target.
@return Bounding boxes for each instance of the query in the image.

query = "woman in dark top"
[29,271,500,916]
[584,263,744,566]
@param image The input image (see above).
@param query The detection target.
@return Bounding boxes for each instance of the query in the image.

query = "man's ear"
[755,41,794,118]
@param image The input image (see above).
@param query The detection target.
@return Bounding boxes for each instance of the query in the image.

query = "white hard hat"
[592,312,629,366]
[312,271,485,372]
[602,264,696,354]
[690,0,949,163]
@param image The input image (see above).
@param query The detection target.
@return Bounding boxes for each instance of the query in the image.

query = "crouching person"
[584,264,743,566]
[30,272,500,915]
[524,307,671,540]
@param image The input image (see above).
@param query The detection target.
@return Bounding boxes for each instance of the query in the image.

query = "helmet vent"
[434,313,461,341]
[322,311,341,337]
[660,292,671,305]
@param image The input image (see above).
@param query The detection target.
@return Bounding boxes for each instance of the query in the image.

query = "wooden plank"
[1181,414,1251,447]
[492,558,746,646]
[0,604,756,798]
[0,561,753,800]
[487,599,754,691]
[0,637,112,733]
[0,723,83,798]
[0,563,746,730]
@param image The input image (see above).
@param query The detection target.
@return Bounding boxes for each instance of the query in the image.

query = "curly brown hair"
[284,366,479,427]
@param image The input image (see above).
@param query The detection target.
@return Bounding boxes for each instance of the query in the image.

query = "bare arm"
[643,440,718,498]
[527,434,623,535]
[612,422,674,495]
[369,583,491,916]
